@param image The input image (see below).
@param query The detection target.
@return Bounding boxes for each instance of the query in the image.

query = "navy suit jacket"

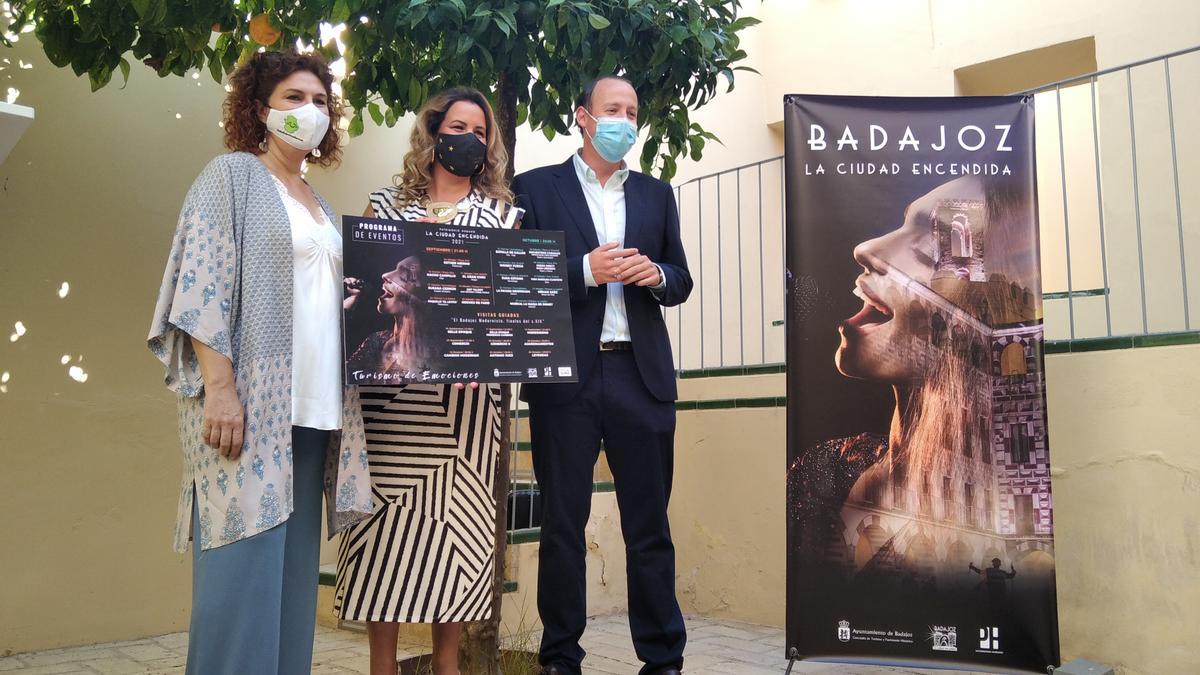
[513,157,692,405]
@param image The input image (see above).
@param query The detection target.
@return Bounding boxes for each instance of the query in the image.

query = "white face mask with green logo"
[265,102,330,152]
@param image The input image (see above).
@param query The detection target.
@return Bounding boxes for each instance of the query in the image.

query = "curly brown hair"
[394,87,513,207]
[222,50,343,167]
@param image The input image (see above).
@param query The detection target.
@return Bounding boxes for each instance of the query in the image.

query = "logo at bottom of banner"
[978,626,1002,654]
[832,620,915,647]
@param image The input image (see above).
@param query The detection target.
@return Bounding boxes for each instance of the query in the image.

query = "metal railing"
[656,45,1200,371]
[503,45,1200,536]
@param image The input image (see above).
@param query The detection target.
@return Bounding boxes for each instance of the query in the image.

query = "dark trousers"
[530,351,686,675]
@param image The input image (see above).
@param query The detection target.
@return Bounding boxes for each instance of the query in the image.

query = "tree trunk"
[458,70,521,675]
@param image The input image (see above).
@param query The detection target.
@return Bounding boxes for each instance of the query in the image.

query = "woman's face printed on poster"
[837,176,995,384]
[378,255,427,315]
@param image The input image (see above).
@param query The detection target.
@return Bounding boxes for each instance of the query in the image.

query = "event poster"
[342,215,578,385]
[784,95,1060,673]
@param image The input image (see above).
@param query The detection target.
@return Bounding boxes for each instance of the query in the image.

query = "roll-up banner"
[784,95,1060,674]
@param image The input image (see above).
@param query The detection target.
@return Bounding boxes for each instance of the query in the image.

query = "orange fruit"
[249,14,281,46]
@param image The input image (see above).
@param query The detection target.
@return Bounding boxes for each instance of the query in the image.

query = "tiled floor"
[0,614,978,674]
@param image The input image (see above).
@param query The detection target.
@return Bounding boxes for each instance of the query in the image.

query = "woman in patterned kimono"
[337,87,521,675]
[147,50,373,675]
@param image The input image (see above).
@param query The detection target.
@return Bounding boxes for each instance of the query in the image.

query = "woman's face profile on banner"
[378,255,426,315]
[837,176,987,383]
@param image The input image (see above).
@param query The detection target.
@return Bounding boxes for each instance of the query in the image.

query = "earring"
[259,136,268,152]
[311,147,322,159]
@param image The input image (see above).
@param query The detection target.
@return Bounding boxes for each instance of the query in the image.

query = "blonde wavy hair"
[393,87,513,208]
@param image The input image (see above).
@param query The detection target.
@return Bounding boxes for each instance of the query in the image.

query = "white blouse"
[273,175,343,430]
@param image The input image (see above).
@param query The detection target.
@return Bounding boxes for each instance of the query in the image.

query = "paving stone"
[18,646,122,667]
[8,666,94,675]
[86,656,155,674]
[150,634,188,649]
[115,643,177,663]
[311,647,368,666]
[0,656,26,672]
[140,655,185,670]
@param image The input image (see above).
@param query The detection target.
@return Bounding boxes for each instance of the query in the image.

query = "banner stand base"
[784,648,798,675]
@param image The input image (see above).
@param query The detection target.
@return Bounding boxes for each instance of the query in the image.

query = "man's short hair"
[575,75,634,111]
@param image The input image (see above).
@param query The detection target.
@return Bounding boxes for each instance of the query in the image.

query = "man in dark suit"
[512,75,692,675]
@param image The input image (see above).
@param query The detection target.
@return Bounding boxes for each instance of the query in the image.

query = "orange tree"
[3,1,757,670]
[2,0,758,180]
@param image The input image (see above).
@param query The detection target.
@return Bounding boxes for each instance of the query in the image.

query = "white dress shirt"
[573,152,666,343]
[274,175,344,430]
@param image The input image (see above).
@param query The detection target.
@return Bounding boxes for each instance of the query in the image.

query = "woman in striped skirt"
[336,87,521,675]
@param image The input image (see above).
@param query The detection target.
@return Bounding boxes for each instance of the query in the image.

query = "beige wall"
[668,344,1200,675]
[669,0,1200,365]
[1,0,1198,659]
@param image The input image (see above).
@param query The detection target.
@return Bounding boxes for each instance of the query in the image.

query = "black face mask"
[435,132,487,177]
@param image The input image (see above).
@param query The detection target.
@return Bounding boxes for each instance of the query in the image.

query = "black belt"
[599,341,633,352]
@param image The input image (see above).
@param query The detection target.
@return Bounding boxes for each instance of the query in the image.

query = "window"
[1015,494,1036,536]
[979,415,992,464]
[1009,423,1032,464]
[1001,342,1027,376]
[864,477,883,505]
[971,341,986,368]
[942,476,954,522]
[931,313,947,346]
[892,462,908,510]
[964,483,976,527]
[963,407,973,458]
[985,489,994,530]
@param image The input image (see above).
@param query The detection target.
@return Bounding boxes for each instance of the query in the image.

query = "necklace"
[423,188,470,224]
[424,200,459,223]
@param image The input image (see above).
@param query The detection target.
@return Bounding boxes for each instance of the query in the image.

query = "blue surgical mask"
[584,110,637,163]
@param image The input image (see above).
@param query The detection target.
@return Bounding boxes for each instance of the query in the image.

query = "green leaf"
[588,14,611,30]
[385,107,398,127]
[130,0,153,19]
[207,48,223,83]
[409,5,430,27]
[542,124,556,142]
[408,77,422,109]
[494,15,512,37]
[119,57,132,89]
[447,0,467,18]
[719,67,734,91]
[348,112,364,138]
[650,38,670,66]
[661,153,677,181]
[368,102,384,125]
[88,65,113,92]
[548,0,566,6]
[729,16,763,31]
[331,0,351,23]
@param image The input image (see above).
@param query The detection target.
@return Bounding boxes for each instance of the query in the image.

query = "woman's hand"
[203,383,245,460]
[452,382,480,391]
[190,338,245,460]
[344,276,363,311]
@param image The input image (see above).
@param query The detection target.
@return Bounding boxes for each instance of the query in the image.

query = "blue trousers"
[185,426,327,675]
